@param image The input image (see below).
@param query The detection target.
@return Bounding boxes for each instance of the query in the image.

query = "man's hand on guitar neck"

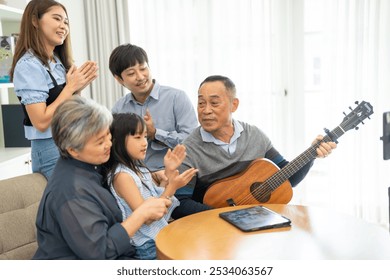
[312,135,337,158]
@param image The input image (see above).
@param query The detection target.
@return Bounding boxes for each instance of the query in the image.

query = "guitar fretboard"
[264,126,345,190]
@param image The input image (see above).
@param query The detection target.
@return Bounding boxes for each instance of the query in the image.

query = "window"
[127,0,390,227]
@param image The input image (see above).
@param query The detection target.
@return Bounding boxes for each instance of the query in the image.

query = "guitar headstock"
[340,101,374,132]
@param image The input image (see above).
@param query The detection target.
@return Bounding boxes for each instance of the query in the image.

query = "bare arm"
[113,172,145,210]
[26,61,98,131]
[121,197,172,237]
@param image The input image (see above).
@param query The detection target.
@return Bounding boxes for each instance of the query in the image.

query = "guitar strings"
[236,144,319,205]
[234,129,343,205]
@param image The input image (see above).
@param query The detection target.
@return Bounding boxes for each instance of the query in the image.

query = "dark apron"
[18,71,65,126]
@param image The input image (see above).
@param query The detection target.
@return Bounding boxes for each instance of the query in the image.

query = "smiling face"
[197,81,239,141]
[115,62,154,102]
[68,127,112,165]
[36,5,69,55]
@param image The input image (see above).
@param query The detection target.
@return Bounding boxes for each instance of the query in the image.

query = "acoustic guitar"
[203,101,374,208]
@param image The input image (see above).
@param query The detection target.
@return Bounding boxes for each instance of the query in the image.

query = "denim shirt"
[13,51,66,140]
[34,157,135,259]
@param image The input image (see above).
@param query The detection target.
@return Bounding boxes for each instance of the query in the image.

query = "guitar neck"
[265,126,345,190]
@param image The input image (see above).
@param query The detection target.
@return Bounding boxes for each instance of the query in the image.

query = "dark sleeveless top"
[18,71,65,126]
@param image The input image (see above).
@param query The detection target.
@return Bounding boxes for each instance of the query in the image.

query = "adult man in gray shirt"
[109,44,198,171]
[172,75,337,218]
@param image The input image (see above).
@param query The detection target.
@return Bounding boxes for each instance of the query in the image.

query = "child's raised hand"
[164,144,187,174]
[165,167,198,192]
[152,169,169,188]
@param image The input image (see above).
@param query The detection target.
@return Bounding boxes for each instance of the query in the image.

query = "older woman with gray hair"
[33,96,172,259]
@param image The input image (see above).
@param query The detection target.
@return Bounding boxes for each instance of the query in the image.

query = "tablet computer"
[219,205,291,232]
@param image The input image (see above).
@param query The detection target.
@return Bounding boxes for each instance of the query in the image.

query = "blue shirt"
[110,164,179,247]
[13,51,66,140]
[112,80,198,171]
[200,119,244,155]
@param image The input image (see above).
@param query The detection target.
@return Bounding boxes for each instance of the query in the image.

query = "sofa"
[0,173,47,260]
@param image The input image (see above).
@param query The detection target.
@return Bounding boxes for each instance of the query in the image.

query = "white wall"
[60,0,91,97]
[6,0,90,94]
[60,0,88,65]
[4,0,28,10]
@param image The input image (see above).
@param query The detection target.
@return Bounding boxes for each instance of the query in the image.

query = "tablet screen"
[219,205,291,232]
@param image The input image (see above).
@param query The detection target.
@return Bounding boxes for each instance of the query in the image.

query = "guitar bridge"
[226,198,236,206]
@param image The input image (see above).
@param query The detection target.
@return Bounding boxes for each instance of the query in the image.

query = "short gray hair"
[198,75,237,100]
[52,96,113,158]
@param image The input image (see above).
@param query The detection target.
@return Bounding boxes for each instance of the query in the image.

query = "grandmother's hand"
[140,197,172,225]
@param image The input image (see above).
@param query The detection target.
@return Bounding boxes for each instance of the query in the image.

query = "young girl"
[106,113,197,260]
[10,0,98,179]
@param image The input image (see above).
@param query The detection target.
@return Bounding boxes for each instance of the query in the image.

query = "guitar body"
[203,101,373,209]
[203,158,293,208]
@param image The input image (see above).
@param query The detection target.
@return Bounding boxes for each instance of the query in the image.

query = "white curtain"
[127,0,390,227]
[127,0,289,146]
[83,0,130,109]
[298,0,390,228]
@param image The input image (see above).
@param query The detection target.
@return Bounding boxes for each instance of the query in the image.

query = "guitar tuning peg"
[361,121,365,125]
[368,116,371,119]
[355,101,359,105]
[355,127,359,130]
[343,112,347,116]
[349,106,353,111]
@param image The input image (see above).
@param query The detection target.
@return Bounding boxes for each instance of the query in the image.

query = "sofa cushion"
[0,173,47,260]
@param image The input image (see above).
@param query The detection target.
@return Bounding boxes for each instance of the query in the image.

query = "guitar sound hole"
[250,182,271,203]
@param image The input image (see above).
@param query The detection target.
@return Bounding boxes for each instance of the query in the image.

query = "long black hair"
[103,113,147,187]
